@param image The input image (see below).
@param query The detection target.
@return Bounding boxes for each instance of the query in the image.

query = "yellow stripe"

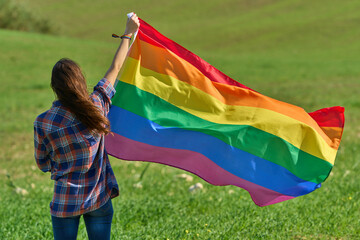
[119,57,337,164]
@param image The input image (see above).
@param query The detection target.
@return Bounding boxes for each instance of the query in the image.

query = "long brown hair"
[51,58,110,135]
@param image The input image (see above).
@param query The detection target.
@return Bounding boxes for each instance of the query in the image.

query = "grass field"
[1,0,360,239]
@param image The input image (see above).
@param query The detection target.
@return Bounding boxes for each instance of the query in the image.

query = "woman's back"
[34,78,119,218]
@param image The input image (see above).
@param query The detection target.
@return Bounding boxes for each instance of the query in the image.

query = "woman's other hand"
[124,13,140,36]
[104,13,140,86]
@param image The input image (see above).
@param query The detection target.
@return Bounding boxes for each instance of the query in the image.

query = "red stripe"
[309,106,345,128]
[105,132,294,206]
[138,18,252,90]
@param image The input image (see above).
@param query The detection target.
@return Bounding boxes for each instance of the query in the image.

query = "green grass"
[1,0,360,239]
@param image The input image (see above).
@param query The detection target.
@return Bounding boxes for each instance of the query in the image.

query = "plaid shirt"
[34,78,119,218]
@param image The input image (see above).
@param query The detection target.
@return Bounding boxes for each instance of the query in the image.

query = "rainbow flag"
[105,19,345,206]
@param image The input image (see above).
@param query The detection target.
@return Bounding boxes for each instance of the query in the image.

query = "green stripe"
[112,81,333,184]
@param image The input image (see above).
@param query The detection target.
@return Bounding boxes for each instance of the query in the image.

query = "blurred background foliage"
[0,0,55,33]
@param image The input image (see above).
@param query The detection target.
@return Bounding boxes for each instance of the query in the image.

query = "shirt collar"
[52,100,62,107]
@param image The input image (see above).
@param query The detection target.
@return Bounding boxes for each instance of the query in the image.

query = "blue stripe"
[108,105,321,197]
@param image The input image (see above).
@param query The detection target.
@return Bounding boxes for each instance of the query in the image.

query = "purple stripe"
[105,132,294,206]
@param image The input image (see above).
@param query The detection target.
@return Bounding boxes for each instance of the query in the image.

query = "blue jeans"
[51,199,113,240]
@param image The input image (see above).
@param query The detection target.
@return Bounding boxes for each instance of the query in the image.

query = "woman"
[34,14,140,240]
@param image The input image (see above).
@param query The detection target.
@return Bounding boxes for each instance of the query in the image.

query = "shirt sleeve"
[91,78,116,115]
[34,125,51,172]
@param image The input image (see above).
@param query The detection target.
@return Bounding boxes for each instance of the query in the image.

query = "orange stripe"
[129,38,340,149]
[320,127,343,148]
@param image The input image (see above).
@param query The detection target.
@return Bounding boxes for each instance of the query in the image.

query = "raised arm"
[104,13,140,86]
